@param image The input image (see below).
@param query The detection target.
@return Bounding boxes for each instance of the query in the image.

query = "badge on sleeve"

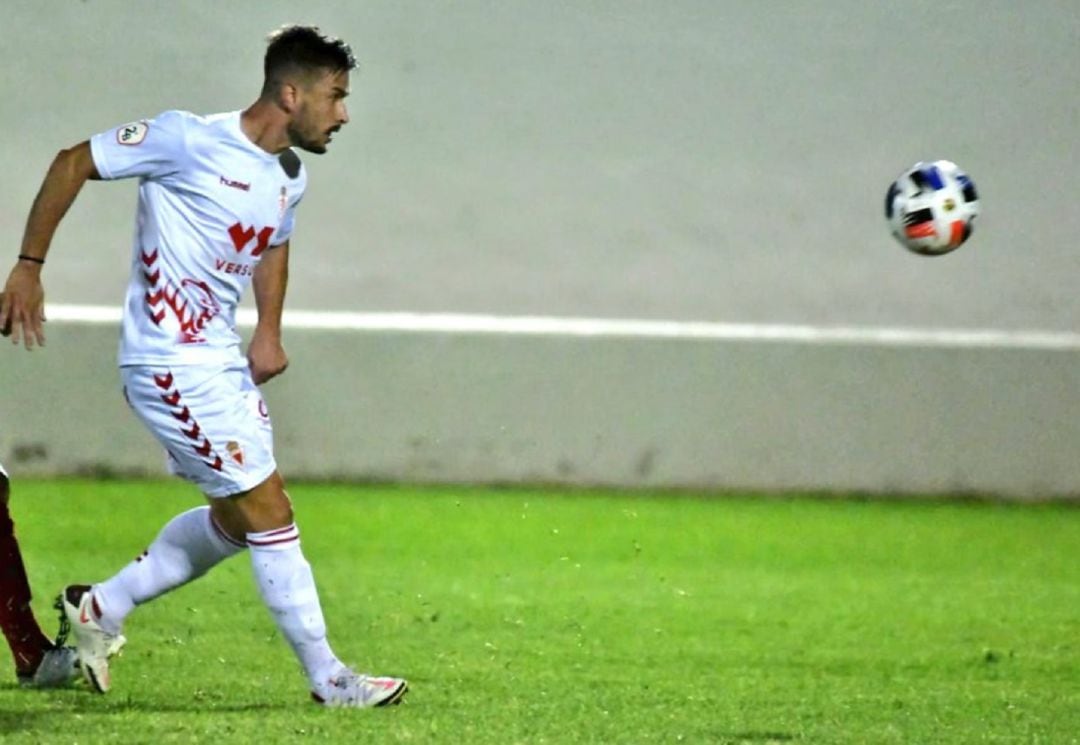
[116,121,149,146]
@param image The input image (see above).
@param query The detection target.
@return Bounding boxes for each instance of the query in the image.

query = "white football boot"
[18,645,79,689]
[57,585,127,693]
[310,666,409,708]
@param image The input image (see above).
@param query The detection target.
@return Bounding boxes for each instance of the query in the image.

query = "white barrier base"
[3,307,1079,500]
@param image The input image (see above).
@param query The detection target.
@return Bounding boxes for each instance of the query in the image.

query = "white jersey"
[90,110,307,366]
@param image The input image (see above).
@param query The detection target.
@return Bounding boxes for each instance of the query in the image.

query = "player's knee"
[262,495,294,528]
[243,471,294,529]
[210,471,294,535]
[260,472,294,524]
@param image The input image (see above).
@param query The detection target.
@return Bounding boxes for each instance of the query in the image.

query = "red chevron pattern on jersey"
[142,248,166,326]
[152,371,224,472]
[141,249,223,344]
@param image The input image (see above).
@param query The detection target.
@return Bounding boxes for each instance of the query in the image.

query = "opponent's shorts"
[121,363,276,498]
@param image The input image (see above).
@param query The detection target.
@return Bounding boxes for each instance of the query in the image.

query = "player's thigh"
[121,364,276,498]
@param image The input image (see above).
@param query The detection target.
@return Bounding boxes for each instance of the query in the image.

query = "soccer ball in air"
[885,160,980,256]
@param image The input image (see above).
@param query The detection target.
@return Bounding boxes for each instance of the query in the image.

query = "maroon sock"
[0,501,50,674]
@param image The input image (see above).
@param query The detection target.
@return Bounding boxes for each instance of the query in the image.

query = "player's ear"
[279,82,300,114]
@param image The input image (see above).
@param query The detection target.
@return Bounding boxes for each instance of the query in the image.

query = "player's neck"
[239,102,291,155]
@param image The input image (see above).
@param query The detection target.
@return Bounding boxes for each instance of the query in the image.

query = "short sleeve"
[273,196,303,246]
[89,110,190,181]
[272,163,307,246]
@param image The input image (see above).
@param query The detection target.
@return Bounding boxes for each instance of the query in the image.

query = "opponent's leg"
[0,468,77,686]
[211,472,407,707]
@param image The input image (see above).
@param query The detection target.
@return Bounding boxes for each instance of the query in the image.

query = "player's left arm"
[247,240,290,385]
[2,141,99,349]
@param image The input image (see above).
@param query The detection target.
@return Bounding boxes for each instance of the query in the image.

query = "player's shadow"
[0,688,290,718]
[0,709,48,736]
[69,698,289,714]
[721,733,797,743]
[0,701,290,741]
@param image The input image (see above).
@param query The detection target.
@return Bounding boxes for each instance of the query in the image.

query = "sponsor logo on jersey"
[215,258,255,276]
[220,176,251,191]
[117,121,148,146]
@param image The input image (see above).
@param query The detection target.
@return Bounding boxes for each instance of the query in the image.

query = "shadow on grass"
[0,702,297,741]
[76,699,289,714]
[0,690,292,723]
[0,710,47,735]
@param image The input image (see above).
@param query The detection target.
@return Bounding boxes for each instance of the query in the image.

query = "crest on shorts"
[226,441,245,467]
[117,121,148,146]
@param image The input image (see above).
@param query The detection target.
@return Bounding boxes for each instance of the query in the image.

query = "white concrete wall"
[3,317,1078,499]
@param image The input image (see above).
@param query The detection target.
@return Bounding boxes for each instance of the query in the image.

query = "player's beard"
[287,119,329,154]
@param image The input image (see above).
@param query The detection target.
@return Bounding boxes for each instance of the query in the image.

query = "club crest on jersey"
[117,121,148,146]
[226,441,245,467]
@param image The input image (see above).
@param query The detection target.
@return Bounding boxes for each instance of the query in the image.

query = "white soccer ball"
[885,160,980,256]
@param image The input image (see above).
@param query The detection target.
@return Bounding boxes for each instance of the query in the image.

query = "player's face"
[288,69,350,154]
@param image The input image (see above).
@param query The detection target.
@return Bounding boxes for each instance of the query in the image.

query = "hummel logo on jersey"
[220,176,251,191]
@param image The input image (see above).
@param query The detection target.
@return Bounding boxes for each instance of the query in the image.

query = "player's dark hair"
[262,25,356,95]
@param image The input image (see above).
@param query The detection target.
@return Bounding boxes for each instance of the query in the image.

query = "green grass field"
[1,480,1077,743]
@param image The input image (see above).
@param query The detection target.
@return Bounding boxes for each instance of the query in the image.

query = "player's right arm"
[1,142,99,349]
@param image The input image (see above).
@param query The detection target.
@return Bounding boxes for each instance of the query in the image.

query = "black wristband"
[17,254,44,265]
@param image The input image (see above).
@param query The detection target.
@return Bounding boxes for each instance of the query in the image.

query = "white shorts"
[121,363,276,498]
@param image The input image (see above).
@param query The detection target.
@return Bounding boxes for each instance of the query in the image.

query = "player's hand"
[0,265,46,349]
[247,333,289,385]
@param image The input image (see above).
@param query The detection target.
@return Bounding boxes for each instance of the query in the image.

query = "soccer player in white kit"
[0,26,407,707]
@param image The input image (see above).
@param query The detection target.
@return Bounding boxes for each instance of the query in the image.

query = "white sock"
[247,524,341,688]
[93,506,246,634]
